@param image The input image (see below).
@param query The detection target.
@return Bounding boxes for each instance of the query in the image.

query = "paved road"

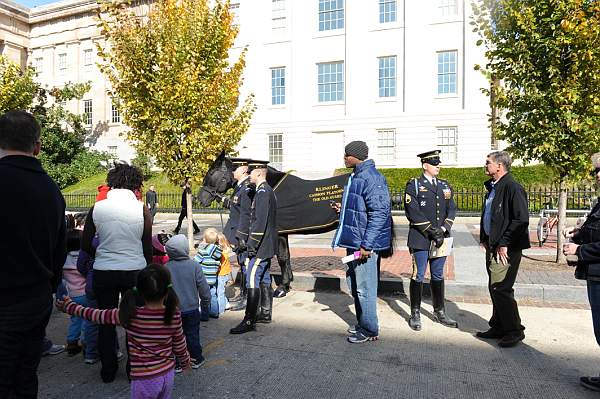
[41,290,598,398]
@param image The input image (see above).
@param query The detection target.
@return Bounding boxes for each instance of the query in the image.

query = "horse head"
[198,152,235,206]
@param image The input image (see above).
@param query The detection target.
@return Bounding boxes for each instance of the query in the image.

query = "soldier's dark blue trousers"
[245,257,272,289]
[411,249,446,282]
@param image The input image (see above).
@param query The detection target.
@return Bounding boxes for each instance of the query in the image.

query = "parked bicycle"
[536,197,595,247]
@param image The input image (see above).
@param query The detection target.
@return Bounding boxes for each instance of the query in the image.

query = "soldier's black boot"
[256,283,273,324]
[230,288,261,334]
[230,272,247,310]
[431,279,458,328]
[408,280,423,331]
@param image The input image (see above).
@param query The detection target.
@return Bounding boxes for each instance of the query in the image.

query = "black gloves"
[429,227,445,248]
[216,194,230,209]
[236,239,247,254]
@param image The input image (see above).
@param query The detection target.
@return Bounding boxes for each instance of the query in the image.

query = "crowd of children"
[54,213,236,399]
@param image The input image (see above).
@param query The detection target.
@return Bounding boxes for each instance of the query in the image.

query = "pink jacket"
[63,251,86,297]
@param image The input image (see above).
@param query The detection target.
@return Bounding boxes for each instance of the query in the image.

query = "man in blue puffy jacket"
[332,141,392,343]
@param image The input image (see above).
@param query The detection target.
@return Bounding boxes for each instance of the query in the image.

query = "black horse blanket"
[272,173,350,234]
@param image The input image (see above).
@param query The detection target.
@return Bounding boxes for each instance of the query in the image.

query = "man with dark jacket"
[332,141,392,344]
[221,158,254,310]
[477,150,529,347]
[230,161,278,334]
[563,152,600,392]
[0,110,67,397]
[174,181,200,234]
[145,185,159,223]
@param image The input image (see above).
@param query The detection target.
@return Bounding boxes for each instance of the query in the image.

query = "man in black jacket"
[174,181,200,234]
[145,185,159,223]
[221,158,254,311]
[563,153,600,391]
[230,161,278,334]
[477,151,529,347]
[0,110,67,397]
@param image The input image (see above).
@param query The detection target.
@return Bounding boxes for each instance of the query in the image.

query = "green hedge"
[336,164,561,190]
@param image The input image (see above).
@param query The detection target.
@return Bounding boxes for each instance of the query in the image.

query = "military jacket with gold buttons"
[404,175,457,250]
[223,176,254,247]
[248,181,279,259]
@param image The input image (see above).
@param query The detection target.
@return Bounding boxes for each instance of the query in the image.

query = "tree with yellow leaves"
[97,0,254,245]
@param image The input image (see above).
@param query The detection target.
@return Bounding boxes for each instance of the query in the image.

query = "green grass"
[62,172,181,194]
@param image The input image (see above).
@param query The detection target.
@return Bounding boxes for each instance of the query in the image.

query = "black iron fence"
[64,187,598,215]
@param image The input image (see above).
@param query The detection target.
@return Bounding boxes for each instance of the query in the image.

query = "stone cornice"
[29,0,99,24]
[0,0,30,22]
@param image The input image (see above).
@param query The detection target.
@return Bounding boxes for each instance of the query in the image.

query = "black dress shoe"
[581,376,600,392]
[475,328,504,339]
[498,332,525,347]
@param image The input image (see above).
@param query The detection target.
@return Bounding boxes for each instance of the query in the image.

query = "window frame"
[437,126,458,164]
[318,0,345,32]
[377,128,396,165]
[317,61,344,103]
[268,133,283,171]
[379,0,397,23]
[436,50,458,96]
[270,67,286,105]
[378,55,397,98]
[83,99,93,126]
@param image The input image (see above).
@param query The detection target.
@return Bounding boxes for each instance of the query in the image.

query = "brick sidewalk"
[250,248,455,280]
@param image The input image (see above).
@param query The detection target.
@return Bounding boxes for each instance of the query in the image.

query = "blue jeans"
[209,275,232,316]
[411,250,447,282]
[588,280,600,347]
[84,298,98,360]
[67,295,89,343]
[346,250,379,337]
[181,310,203,362]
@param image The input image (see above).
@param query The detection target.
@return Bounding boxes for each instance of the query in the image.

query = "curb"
[232,269,588,304]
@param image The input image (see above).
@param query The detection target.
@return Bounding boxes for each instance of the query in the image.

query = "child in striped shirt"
[56,264,191,399]
[194,228,223,318]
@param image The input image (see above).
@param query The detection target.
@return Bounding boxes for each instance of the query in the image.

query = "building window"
[111,101,121,124]
[377,129,396,164]
[437,127,458,163]
[318,61,344,102]
[437,50,457,95]
[272,0,286,32]
[83,99,93,126]
[58,53,67,75]
[230,2,240,26]
[271,67,286,105]
[107,146,118,157]
[83,49,93,66]
[379,0,396,23]
[318,0,344,31]
[438,0,458,17]
[378,56,396,97]
[34,57,43,74]
[269,134,283,171]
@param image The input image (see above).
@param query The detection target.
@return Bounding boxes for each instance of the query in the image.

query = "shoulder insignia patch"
[405,193,411,204]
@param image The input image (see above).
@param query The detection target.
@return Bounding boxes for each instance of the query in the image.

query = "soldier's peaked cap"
[247,160,269,171]
[229,157,252,167]
[417,150,441,166]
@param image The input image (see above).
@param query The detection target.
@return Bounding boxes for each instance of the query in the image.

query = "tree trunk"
[186,183,194,251]
[556,178,567,263]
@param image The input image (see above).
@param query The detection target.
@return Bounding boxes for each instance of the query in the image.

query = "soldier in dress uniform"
[230,160,278,334]
[404,150,458,331]
[220,158,254,311]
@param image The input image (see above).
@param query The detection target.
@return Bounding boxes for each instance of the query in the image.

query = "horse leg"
[274,235,292,298]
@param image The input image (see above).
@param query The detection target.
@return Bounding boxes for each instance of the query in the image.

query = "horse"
[198,152,350,297]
